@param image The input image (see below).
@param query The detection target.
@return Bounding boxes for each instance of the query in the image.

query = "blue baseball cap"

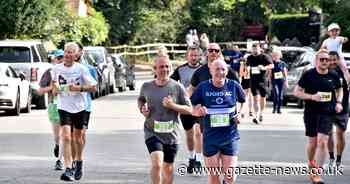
[53,49,64,57]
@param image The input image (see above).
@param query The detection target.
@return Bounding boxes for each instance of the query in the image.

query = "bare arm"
[187,85,196,97]
[293,85,313,100]
[335,87,343,104]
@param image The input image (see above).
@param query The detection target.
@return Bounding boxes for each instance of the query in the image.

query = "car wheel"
[8,90,20,116]
[22,91,32,113]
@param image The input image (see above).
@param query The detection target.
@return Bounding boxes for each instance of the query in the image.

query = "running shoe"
[187,159,195,174]
[259,115,263,122]
[74,160,83,180]
[60,168,74,181]
[252,118,259,124]
[55,160,63,171]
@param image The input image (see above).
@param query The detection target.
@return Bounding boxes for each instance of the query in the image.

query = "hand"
[69,84,81,92]
[311,94,321,102]
[335,103,343,113]
[141,104,150,118]
[258,65,265,70]
[162,95,174,109]
[234,115,241,124]
[192,104,207,117]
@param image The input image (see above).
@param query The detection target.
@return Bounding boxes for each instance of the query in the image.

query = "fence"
[107,40,265,63]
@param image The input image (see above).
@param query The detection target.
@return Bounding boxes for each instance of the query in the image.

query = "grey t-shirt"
[170,63,201,88]
[39,68,55,104]
[139,79,191,145]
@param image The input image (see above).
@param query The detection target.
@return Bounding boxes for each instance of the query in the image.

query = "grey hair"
[64,42,79,52]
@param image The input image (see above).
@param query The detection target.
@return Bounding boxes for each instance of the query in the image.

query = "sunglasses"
[319,58,329,62]
[208,49,220,53]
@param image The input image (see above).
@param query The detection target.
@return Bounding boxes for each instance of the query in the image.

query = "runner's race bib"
[154,120,175,133]
[317,92,332,102]
[274,72,284,79]
[251,67,260,74]
[210,114,230,127]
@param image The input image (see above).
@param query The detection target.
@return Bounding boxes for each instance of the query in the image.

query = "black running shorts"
[145,136,178,163]
[58,110,85,130]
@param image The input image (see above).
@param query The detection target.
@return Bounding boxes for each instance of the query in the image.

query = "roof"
[0,40,42,47]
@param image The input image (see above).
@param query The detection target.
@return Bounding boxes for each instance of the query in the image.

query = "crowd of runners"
[38,22,348,184]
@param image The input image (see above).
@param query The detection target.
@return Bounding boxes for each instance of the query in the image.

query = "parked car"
[0,40,52,109]
[83,46,116,94]
[111,54,136,91]
[284,49,316,108]
[272,46,313,68]
[0,63,31,115]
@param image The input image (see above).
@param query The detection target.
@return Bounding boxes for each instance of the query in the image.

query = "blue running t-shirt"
[191,79,245,144]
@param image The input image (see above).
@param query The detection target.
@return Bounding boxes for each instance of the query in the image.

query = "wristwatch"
[80,85,84,92]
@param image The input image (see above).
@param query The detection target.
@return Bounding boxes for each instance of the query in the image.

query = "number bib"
[154,120,175,133]
[210,114,230,127]
[251,67,260,74]
[318,92,332,102]
[274,72,284,79]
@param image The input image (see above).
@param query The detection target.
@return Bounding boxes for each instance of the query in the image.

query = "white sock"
[189,151,195,160]
[195,153,203,162]
[58,141,64,160]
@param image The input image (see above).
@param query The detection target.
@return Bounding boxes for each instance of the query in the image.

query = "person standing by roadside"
[138,56,192,184]
[191,59,245,184]
[170,46,202,173]
[38,49,64,171]
[246,43,273,124]
[52,42,97,181]
[321,23,348,57]
[294,49,343,184]
[327,51,349,169]
[269,50,288,114]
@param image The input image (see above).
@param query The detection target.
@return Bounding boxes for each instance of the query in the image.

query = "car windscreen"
[281,50,305,67]
[0,46,31,63]
[84,50,104,64]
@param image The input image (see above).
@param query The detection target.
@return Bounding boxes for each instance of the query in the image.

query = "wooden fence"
[107,40,265,63]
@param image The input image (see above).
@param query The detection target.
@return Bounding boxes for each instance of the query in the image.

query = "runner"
[269,50,288,114]
[52,42,97,181]
[327,51,348,169]
[238,58,253,118]
[38,49,64,170]
[294,49,343,184]
[70,42,98,180]
[170,46,202,173]
[191,59,245,184]
[187,43,239,167]
[138,56,192,184]
[246,43,273,124]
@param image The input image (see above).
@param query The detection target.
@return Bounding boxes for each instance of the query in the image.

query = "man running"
[238,58,253,118]
[187,42,239,166]
[38,49,64,170]
[170,46,202,173]
[138,56,192,184]
[294,49,343,184]
[191,59,245,184]
[327,51,348,169]
[52,42,97,181]
[70,42,98,180]
[246,43,273,124]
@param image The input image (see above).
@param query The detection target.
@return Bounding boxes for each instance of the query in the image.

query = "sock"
[195,153,203,162]
[189,151,195,160]
[329,152,335,160]
[336,155,342,163]
[58,141,64,161]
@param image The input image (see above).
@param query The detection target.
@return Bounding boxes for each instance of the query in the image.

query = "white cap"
[328,23,340,31]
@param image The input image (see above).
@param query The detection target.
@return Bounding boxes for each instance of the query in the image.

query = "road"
[0,71,349,184]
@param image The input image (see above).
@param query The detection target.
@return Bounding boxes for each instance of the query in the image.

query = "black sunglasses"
[208,49,220,53]
[319,58,329,62]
